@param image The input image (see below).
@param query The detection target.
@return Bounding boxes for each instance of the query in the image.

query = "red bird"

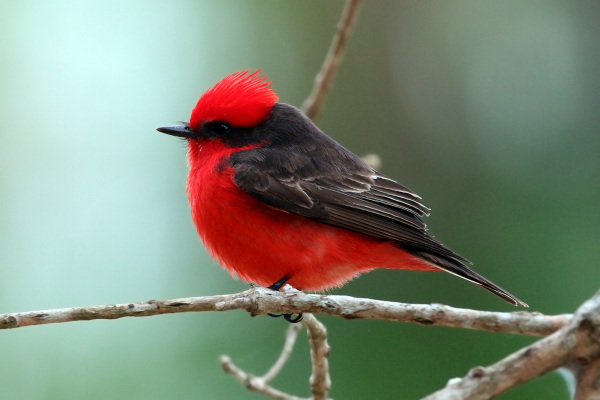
[158,71,527,315]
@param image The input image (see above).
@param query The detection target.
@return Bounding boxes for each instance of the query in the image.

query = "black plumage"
[224,104,527,307]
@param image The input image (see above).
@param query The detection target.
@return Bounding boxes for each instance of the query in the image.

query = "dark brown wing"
[229,103,527,307]
[233,150,466,262]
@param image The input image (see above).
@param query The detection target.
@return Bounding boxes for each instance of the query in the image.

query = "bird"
[157,71,527,321]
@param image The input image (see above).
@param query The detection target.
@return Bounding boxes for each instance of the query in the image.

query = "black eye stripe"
[205,121,231,137]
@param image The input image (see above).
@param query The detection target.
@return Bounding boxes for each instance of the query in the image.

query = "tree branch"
[571,356,600,400]
[301,0,362,120]
[220,353,305,400]
[262,324,303,383]
[303,314,331,400]
[220,312,331,400]
[423,289,600,400]
[0,286,569,337]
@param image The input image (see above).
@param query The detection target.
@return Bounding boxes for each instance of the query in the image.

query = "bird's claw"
[267,312,303,323]
[266,275,303,323]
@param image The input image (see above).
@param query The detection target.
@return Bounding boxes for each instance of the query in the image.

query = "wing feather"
[226,103,526,306]
[231,148,466,262]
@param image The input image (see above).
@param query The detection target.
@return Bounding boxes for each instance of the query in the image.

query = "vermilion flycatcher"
[158,71,527,317]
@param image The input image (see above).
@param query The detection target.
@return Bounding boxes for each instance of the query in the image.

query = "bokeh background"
[1,1,599,399]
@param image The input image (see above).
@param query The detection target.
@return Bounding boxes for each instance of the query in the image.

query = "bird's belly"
[188,167,434,291]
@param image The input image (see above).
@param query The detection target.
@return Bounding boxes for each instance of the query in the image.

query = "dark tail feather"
[417,252,528,307]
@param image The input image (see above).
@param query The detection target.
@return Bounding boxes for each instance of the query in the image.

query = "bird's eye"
[208,122,231,137]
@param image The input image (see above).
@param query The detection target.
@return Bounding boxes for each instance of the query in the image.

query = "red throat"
[189,71,278,130]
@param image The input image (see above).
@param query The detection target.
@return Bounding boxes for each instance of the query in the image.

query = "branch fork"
[220,313,331,400]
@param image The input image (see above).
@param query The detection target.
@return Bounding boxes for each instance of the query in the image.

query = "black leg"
[266,275,303,323]
[268,275,291,291]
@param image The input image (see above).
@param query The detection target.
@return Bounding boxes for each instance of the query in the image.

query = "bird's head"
[157,71,278,142]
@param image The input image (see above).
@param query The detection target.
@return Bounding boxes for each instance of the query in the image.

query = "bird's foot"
[267,313,304,323]
[266,275,303,324]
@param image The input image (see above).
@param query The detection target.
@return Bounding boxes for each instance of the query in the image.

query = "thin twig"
[361,153,382,169]
[262,324,303,383]
[220,355,305,400]
[422,289,600,400]
[0,287,570,336]
[303,314,331,400]
[220,314,332,400]
[301,0,363,120]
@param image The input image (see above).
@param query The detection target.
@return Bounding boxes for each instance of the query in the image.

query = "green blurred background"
[1,1,598,398]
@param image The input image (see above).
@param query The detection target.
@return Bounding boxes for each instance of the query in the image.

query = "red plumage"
[186,138,435,291]
[158,71,527,307]
[189,71,277,130]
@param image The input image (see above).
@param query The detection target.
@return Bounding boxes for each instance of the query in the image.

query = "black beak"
[157,125,196,138]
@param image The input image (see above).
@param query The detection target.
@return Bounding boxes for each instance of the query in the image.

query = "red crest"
[189,71,278,130]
